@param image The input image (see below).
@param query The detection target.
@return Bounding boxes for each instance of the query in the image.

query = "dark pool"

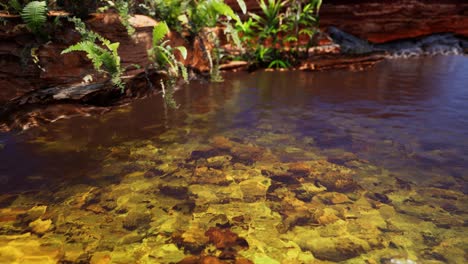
[0,56,467,263]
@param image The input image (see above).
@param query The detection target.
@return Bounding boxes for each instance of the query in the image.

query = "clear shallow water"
[0,56,467,263]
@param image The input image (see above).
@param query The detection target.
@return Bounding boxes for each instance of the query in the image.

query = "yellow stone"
[28,219,52,235]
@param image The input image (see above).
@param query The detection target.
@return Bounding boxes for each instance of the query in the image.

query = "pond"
[0,55,467,263]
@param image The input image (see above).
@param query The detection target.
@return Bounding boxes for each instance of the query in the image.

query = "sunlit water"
[0,56,467,263]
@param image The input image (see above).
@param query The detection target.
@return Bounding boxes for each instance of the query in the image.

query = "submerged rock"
[231,145,264,165]
[205,227,248,250]
[122,211,152,231]
[289,226,370,262]
[206,155,233,169]
[17,205,47,224]
[366,192,392,204]
[316,192,352,205]
[192,167,232,185]
[211,136,235,151]
[28,219,52,235]
[310,160,359,192]
[239,176,271,202]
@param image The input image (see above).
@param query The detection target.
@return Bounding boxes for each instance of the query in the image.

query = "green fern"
[113,0,136,36]
[140,0,187,32]
[152,21,170,46]
[21,1,47,34]
[150,22,187,80]
[62,18,124,90]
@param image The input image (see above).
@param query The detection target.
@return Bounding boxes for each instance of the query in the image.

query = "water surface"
[0,56,467,263]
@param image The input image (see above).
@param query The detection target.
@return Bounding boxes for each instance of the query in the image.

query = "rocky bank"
[1,0,467,131]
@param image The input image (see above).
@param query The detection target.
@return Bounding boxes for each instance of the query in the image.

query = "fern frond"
[62,41,106,70]
[177,62,188,82]
[61,41,94,54]
[114,0,135,36]
[152,22,170,46]
[100,52,119,74]
[21,1,47,34]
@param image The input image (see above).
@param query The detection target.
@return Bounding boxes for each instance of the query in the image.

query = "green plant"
[105,0,136,36]
[148,22,188,108]
[268,58,290,69]
[184,0,245,82]
[251,0,286,44]
[283,0,322,53]
[139,0,187,32]
[21,1,48,35]
[235,0,322,69]
[234,0,289,68]
[236,17,257,48]
[187,0,236,34]
[62,17,124,90]
[209,33,224,82]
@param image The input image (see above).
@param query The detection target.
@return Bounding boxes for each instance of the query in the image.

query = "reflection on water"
[0,56,467,263]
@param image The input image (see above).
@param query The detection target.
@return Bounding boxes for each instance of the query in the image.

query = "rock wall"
[227,0,468,43]
[0,14,211,105]
[0,14,155,105]
[320,0,468,43]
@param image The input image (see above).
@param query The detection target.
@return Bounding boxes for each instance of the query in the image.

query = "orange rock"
[200,256,228,264]
[85,204,106,214]
[90,252,112,264]
[211,136,234,150]
[192,167,229,185]
[235,258,254,264]
[314,208,341,225]
[316,192,351,205]
[178,256,228,264]
[205,227,241,249]
[231,145,264,164]
[288,162,311,175]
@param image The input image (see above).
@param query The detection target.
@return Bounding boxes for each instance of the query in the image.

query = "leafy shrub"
[139,0,187,32]
[283,0,322,51]
[185,0,244,82]
[236,0,322,69]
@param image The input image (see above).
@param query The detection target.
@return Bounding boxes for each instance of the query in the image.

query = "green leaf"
[152,22,170,46]
[224,22,242,49]
[268,59,289,69]
[175,46,187,60]
[211,1,236,19]
[236,0,247,14]
[21,1,47,34]
[314,0,323,14]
